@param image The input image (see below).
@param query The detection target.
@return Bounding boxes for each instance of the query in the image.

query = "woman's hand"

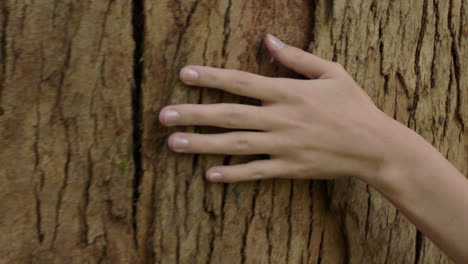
[160,34,468,262]
[159,34,397,183]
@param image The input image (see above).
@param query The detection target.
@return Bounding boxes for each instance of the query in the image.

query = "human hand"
[159,34,398,183]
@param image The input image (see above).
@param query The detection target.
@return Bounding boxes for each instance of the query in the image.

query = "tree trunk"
[0,0,466,263]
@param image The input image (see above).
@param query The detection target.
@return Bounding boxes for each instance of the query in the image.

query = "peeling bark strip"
[0,0,467,263]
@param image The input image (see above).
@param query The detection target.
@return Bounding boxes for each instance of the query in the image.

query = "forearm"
[366,117,468,263]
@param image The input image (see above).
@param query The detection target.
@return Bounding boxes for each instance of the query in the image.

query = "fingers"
[205,159,291,182]
[168,131,276,155]
[264,33,338,79]
[179,65,287,102]
[160,103,278,130]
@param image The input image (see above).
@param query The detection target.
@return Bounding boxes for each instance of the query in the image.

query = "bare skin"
[159,34,468,263]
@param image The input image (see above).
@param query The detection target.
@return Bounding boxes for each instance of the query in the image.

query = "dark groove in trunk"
[414,231,423,264]
[0,0,9,115]
[410,0,429,130]
[131,0,145,249]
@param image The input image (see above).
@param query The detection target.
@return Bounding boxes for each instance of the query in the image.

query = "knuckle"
[223,105,243,127]
[187,108,203,122]
[233,136,252,153]
[229,70,255,88]
[231,79,250,94]
[251,170,266,180]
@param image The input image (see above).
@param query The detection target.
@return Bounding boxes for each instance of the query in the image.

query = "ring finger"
[168,131,276,155]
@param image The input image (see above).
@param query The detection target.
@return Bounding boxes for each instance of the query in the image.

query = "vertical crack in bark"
[410,0,429,130]
[201,10,211,67]
[241,181,259,264]
[444,0,455,140]
[364,184,372,239]
[443,62,453,141]
[176,220,181,264]
[33,49,45,243]
[340,182,351,263]
[221,0,232,66]
[395,72,407,119]
[34,172,45,243]
[190,83,203,189]
[0,0,9,114]
[393,75,399,119]
[305,0,317,50]
[206,224,215,264]
[96,1,112,57]
[384,211,396,264]
[266,180,276,264]
[414,231,423,264]
[173,0,199,64]
[448,0,465,129]
[33,68,44,243]
[385,223,393,264]
[81,150,93,245]
[49,16,74,246]
[317,228,325,264]
[33,174,45,243]
[430,0,440,92]
[219,156,231,237]
[305,181,314,263]
[131,0,145,249]
[50,120,72,249]
[285,181,294,263]
[149,170,158,262]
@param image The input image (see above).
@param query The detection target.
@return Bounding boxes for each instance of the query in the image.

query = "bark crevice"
[414,231,423,264]
[221,0,232,66]
[173,0,199,64]
[449,20,464,129]
[241,181,260,264]
[131,0,145,248]
[0,0,8,108]
[410,0,429,130]
[50,120,72,249]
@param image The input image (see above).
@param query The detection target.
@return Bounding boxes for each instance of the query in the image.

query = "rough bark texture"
[0,0,466,263]
[0,0,137,263]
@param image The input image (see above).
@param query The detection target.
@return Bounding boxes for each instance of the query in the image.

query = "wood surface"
[0,0,466,263]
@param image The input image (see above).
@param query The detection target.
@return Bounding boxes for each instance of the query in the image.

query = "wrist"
[364,116,435,197]
[353,114,427,195]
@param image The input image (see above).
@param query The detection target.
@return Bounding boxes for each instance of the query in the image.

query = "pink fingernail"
[173,136,189,150]
[164,109,180,124]
[267,34,284,50]
[181,68,199,81]
[208,172,223,181]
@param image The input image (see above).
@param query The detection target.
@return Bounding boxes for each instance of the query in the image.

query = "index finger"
[179,66,287,102]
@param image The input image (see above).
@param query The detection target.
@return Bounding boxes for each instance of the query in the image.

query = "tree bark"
[0,0,466,263]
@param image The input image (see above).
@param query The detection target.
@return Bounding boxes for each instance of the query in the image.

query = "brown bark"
[0,0,467,263]
[0,0,137,263]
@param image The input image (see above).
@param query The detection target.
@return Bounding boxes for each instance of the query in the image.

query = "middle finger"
[159,103,279,130]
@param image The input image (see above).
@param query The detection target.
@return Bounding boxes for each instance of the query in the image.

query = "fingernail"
[208,172,223,181]
[173,136,189,150]
[267,34,284,50]
[163,109,180,124]
[181,68,199,81]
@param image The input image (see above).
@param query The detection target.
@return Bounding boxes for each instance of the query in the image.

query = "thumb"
[264,33,336,79]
